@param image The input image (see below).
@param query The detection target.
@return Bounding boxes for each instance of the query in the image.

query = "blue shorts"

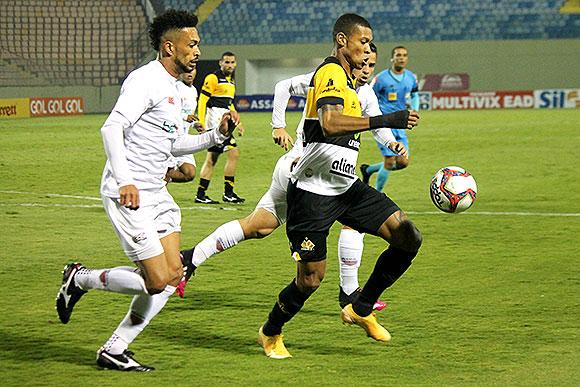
[377,129,409,157]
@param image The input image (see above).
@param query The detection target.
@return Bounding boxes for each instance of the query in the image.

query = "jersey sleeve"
[371,74,382,95]
[111,74,153,126]
[314,63,348,110]
[271,72,313,129]
[410,72,419,110]
[198,74,217,125]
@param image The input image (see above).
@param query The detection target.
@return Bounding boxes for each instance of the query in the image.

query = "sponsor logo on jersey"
[347,139,360,149]
[162,121,178,133]
[330,158,356,178]
[326,79,334,87]
[321,86,340,94]
[132,233,147,243]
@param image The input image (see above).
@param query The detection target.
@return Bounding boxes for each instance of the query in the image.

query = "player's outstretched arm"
[171,111,239,157]
[318,105,419,137]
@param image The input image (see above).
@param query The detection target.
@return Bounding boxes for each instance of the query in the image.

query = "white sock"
[338,229,365,295]
[103,285,176,355]
[75,266,148,295]
[191,220,245,267]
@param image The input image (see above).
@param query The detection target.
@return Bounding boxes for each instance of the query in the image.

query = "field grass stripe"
[1,202,577,216]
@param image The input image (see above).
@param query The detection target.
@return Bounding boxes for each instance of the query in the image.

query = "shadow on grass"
[158,288,375,358]
[0,328,96,368]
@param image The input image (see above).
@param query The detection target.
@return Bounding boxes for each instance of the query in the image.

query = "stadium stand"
[162,0,205,11]
[0,0,150,87]
[0,1,578,86]
[182,0,580,45]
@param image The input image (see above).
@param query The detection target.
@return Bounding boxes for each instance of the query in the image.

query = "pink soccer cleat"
[373,300,388,311]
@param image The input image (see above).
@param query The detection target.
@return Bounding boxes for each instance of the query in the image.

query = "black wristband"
[369,110,410,129]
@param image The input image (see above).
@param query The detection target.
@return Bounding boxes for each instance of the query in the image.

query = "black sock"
[197,178,210,197]
[180,248,194,266]
[263,280,311,336]
[353,247,417,317]
[224,175,235,195]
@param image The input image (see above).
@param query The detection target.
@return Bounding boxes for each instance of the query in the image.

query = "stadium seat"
[0,0,149,86]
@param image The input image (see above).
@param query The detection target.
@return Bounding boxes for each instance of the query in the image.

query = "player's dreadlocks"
[149,9,199,51]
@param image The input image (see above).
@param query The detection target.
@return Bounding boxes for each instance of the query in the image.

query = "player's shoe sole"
[341,304,391,342]
[55,262,87,324]
[97,348,154,372]
[258,326,292,359]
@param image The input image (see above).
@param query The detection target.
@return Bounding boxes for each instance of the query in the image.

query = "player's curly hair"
[149,9,199,51]
[332,13,371,41]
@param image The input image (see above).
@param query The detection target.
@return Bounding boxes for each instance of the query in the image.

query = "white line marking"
[0,203,239,211]
[407,211,580,217]
[0,190,101,201]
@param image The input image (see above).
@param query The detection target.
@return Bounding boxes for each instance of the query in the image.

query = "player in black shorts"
[258,13,422,359]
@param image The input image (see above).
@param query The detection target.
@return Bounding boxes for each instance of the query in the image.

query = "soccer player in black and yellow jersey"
[258,13,422,359]
[195,52,246,204]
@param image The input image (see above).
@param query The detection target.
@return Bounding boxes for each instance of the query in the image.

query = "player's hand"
[272,127,294,151]
[119,184,139,210]
[193,121,205,133]
[218,111,240,137]
[407,110,419,129]
[387,141,408,158]
[236,123,245,137]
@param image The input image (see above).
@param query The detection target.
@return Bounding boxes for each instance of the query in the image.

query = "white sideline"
[1,190,578,216]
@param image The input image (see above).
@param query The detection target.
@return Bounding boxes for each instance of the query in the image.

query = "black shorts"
[286,179,400,262]
[208,136,237,154]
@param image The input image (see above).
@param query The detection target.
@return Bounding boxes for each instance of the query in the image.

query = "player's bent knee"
[296,272,325,295]
[130,311,145,325]
[146,286,165,295]
[396,157,409,170]
[254,227,275,239]
[400,220,422,252]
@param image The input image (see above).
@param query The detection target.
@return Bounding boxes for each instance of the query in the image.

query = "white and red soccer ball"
[430,166,477,213]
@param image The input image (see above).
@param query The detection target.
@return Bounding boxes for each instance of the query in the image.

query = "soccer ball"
[430,166,477,213]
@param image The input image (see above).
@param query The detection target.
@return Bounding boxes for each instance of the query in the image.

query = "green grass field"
[0,109,578,386]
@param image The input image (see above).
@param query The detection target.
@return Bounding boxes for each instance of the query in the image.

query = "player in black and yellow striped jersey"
[258,13,422,359]
[195,52,246,204]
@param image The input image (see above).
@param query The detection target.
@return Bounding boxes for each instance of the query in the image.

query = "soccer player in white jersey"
[258,13,421,359]
[177,44,402,316]
[54,10,239,371]
[166,68,201,183]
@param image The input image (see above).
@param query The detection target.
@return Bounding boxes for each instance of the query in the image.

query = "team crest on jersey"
[300,237,315,251]
[326,78,334,87]
[168,96,175,104]
[162,121,178,133]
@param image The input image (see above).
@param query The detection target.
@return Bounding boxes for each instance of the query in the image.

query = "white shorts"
[102,187,181,262]
[256,154,293,224]
[168,154,196,169]
[206,107,230,130]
